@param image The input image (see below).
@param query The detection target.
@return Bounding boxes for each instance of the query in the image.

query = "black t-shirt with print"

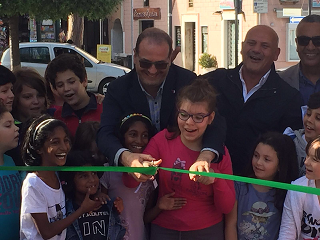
[74,202,110,239]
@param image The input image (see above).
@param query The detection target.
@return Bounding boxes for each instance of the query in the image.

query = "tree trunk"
[8,15,20,71]
[67,14,84,48]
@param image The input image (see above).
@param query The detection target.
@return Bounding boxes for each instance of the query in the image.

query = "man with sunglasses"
[204,25,302,175]
[279,15,320,106]
[97,27,226,182]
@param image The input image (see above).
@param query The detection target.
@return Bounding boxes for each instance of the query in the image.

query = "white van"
[1,42,131,94]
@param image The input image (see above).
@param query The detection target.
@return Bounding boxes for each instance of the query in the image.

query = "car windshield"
[74,46,100,64]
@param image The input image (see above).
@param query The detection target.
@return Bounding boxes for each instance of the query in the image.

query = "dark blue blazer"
[97,64,226,165]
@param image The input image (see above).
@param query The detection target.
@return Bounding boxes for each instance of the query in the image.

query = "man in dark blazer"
[204,25,303,175]
[97,27,226,182]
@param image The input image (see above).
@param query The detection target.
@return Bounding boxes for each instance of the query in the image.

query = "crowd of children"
[1,52,320,240]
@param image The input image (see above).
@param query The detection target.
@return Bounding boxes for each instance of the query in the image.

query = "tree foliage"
[0,0,122,20]
[0,0,123,69]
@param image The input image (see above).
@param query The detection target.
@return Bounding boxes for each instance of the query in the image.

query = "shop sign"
[220,0,234,9]
[253,0,268,14]
[97,45,111,63]
[314,0,320,7]
[133,8,161,20]
[290,16,304,23]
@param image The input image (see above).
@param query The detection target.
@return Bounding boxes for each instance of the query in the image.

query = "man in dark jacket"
[204,25,303,175]
[97,27,226,182]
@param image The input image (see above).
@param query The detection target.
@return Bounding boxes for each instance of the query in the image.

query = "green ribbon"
[160,167,320,195]
[2,165,320,195]
[0,166,156,175]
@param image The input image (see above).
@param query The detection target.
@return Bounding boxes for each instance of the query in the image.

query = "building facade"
[109,0,318,74]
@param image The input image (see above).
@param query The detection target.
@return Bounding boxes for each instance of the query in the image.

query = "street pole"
[309,0,312,15]
[99,19,102,44]
[131,0,134,69]
[235,0,239,66]
[168,0,172,37]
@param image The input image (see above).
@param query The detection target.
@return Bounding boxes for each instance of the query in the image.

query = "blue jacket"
[65,198,126,240]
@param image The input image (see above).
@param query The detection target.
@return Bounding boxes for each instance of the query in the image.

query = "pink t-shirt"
[144,129,235,231]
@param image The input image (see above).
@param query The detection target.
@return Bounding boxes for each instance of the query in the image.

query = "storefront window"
[201,26,208,53]
[175,26,181,47]
[286,23,299,62]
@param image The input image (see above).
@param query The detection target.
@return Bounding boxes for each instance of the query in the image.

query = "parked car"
[0,42,131,94]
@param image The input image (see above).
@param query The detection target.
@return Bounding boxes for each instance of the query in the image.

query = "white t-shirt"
[300,180,320,240]
[20,173,66,240]
[278,177,320,240]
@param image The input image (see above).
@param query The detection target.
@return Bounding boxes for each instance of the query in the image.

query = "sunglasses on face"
[138,59,169,70]
[296,36,320,47]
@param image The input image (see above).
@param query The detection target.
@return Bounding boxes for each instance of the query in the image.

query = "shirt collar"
[239,66,271,88]
[61,92,97,118]
[137,76,166,98]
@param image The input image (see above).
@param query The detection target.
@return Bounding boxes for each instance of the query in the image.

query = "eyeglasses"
[178,111,211,123]
[296,36,320,47]
[138,58,169,70]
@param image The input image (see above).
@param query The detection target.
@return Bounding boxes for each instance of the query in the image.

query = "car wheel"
[98,77,115,95]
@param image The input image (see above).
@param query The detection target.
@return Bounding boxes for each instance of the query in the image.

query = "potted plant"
[198,53,218,74]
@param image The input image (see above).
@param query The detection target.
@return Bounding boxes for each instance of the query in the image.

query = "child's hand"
[189,153,211,182]
[93,192,111,205]
[113,197,124,214]
[157,192,187,210]
[200,168,215,185]
[80,188,102,214]
[95,93,105,104]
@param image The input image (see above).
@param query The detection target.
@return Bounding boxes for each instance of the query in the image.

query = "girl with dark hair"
[140,78,235,240]
[0,102,20,239]
[279,136,320,239]
[72,121,106,163]
[76,115,156,240]
[225,132,299,240]
[12,67,48,123]
[20,115,101,240]
[59,150,125,240]
[6,67,49,166]
[118,113,155,153]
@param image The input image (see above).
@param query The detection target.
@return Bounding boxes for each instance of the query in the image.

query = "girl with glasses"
[139,78,235,240]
